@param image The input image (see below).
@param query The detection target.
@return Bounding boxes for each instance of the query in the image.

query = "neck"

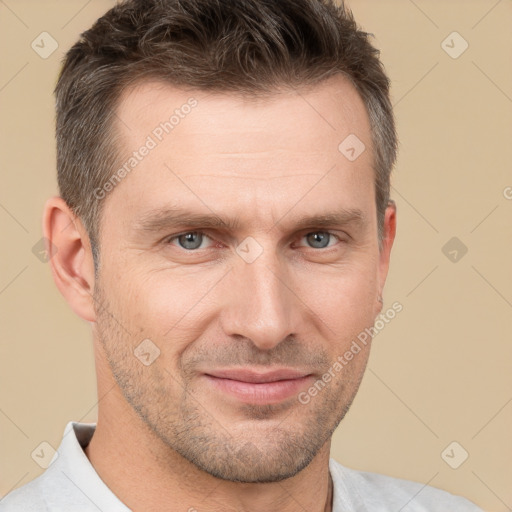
[325,472,334,512]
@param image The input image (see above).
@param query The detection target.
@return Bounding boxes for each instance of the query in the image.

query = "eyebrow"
[133,206,366,234]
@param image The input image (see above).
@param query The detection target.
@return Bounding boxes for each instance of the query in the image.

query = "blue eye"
[165,230,340,252]
[169,232,211,250]
[303,232,338,249]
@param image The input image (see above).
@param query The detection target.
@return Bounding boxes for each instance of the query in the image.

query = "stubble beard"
[93,281,369,483]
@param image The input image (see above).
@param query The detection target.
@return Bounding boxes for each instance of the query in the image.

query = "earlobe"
[374,293,384,316]
[43,196,97,323]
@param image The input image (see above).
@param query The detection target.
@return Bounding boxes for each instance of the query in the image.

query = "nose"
[219,246,302,351]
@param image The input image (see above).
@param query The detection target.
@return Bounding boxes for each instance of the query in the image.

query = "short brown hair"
[55,0,397,271]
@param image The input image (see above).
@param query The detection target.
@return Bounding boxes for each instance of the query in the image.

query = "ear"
[376,200,397,312]
[43,196,97,322]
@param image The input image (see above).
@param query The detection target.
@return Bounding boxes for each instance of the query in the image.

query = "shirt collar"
[45,421,131,511]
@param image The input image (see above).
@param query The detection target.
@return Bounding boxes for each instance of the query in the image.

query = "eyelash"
[163,230,344,251]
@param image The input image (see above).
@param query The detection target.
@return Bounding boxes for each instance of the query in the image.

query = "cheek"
[106,266,224,358]
[294,260,379,332]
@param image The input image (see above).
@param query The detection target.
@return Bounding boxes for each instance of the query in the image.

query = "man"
[1,0,483,510]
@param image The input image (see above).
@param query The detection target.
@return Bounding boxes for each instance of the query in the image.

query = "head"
[46,0,397,483]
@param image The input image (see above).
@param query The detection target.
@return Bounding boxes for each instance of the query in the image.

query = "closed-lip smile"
[203,367,314,404]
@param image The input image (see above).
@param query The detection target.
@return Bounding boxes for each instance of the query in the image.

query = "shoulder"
[0,473,48,511]
[329,458,484,511]
[0,421,99,512]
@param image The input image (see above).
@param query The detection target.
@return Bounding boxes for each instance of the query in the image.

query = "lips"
[206,368,310,383]
[203,368,313,404]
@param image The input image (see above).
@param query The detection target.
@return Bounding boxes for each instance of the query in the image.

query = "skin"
[44,74,396,512]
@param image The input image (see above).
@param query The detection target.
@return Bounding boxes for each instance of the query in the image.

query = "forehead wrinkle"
[181,173,325,181]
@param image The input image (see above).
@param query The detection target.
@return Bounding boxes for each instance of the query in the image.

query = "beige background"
[1,1,511,510]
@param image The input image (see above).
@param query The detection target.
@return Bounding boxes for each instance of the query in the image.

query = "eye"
[164,230,342,252]
[166,231,213,250]
[299,231,340,249]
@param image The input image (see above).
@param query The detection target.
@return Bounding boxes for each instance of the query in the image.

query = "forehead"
[114,75,372,157]
[103,75,375,232]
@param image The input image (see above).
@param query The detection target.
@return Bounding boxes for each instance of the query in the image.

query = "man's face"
[92,75,393,482]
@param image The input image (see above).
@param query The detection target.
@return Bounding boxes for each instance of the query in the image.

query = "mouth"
[203,368,314,405]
